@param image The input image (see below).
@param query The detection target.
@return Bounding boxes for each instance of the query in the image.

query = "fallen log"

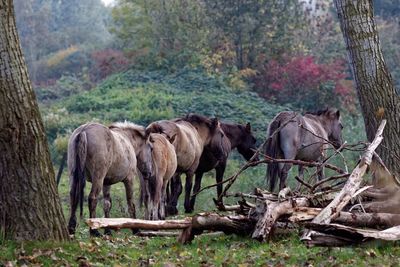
[290,207,400,228]
[179,213,254,244]
[87,218,192,231]
[305,223,400,246]
[86,214,255,244]
[302,120,386,243]
[251,197,310,241]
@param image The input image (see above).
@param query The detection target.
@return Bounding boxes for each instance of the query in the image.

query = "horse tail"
[265,117,283,192]
[69,131,87,218]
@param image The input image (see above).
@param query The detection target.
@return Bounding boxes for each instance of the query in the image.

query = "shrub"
[90,49,130,82]
[253,55,356,112]
[33,48,92,85]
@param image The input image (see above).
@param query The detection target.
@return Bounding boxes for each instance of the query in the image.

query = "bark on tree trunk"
[334,0,400,177]
[0,0,69,241]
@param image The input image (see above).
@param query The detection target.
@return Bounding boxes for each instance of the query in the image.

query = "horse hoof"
[68,228,76,235]
[184,208,193,214]
[90,229,102,237]
[104,228,112,236]
[166,206,178,216]
[131,229,139,235]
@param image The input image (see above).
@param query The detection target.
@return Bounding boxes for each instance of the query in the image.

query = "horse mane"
[305,108,328,116]
[109,121,146,138]
[304,107,338,120]
[180,113,211,124]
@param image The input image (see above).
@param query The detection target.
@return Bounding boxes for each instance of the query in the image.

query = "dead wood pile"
[87,120,400,246]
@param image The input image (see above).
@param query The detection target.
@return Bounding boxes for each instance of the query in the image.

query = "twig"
[295,176,313,189]
[310,173,350,192]
[193,156,346,197]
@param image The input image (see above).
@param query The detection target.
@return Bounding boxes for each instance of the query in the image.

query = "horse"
[140,133,177,220]
[146,114,226,214]
[189,122,258,211]
[265,108,343,192]
[67,122,154,236]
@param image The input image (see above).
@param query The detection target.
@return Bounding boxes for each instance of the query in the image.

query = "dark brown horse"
[187,122,258,212]
[265,108,343,192]
[146,114,226,215]
[67,122,154,236]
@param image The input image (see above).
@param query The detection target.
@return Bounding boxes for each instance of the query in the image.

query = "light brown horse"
[265,108,343,191]
[67,122,154,236]
[146,114,226,214]
[140,133,177,220]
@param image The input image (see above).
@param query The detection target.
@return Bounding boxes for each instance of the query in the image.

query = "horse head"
[146,121,178,145]
[236,122,258,161]
[206,117,229,161]
[121,124,154,180]
[323,108,344,149]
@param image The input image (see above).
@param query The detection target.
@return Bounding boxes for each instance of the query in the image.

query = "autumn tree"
[0,0,69,240]
[202,0,305,69]
[334,0,400,175]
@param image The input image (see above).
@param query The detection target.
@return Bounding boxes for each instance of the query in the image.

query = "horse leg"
[167,174,182,216]
[190,172,203,212]
[295,165,304,191]
[184,172,194,213]
[88,181,102,237]
[279,145,297,191]
[317,160,325,181]
[68,188,79,235]
[278,162,292,191]
[216,162,227,200]
[123,176,138,234]
[160,183,168,219]
[152,179,163,220]
[103,185,112,236]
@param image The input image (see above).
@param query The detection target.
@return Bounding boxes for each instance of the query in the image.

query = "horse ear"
[245,122,251,132]
[336,110,340,118]
[210,117,218,129]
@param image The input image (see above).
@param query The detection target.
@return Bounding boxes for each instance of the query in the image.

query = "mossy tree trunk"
[334,0,400,176]
[0,0,69,241]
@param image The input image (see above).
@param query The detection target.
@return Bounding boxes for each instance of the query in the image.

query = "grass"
[2,227,400,266]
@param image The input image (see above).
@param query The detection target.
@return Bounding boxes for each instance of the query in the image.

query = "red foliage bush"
[90,49,129,82]
[254,55,356,111]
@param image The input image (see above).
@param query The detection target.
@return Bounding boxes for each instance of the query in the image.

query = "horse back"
[295,116,329,161]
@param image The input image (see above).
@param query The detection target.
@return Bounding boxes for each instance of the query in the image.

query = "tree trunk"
[0,0,69,241]
[334,0,400,177]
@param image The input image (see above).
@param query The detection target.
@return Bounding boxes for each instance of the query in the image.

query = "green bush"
[43,68,290,141]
